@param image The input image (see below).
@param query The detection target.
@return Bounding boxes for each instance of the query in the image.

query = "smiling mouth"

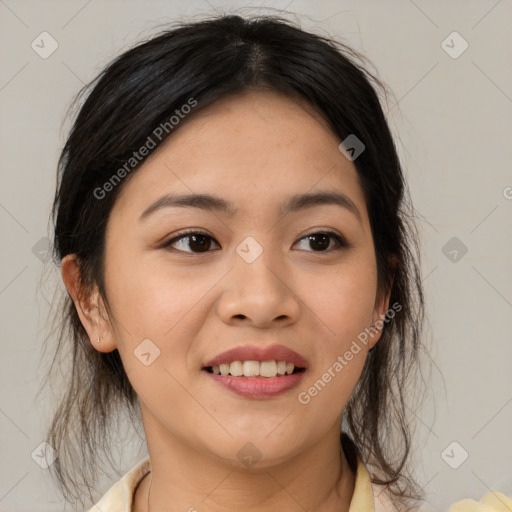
[202,360,307,398]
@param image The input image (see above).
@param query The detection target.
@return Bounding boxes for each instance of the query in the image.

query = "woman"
[46,14,428,511]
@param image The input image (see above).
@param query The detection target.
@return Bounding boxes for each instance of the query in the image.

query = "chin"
[206,431,306,470]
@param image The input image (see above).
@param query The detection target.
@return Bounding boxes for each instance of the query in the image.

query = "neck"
[133,417,356,512]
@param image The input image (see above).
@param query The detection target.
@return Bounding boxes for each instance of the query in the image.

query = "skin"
[62,89,391,512]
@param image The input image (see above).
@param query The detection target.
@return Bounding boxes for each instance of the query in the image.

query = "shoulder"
[85,456,151,512]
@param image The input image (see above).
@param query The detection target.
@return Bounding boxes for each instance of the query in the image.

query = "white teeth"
[243,360,260,377]
[260,360,277,377]
[210,360,299,377]
[229,360,243,377]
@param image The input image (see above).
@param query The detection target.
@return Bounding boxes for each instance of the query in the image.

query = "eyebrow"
[139,190,362,223]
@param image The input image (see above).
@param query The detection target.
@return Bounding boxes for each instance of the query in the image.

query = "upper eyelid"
[164,230,220,249]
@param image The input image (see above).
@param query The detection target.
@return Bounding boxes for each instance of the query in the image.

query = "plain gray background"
[0,1,511,511]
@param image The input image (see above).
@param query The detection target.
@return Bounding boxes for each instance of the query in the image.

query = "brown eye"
[162,232,220,253]
[308,234,330,251]
[295,231,349,252]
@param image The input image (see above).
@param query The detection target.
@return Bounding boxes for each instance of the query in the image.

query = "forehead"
[110,90,367,223]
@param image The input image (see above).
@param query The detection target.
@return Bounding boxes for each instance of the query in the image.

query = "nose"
[216,247,300,328]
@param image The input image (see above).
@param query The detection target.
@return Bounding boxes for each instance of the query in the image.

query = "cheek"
[303,256,378,348]
[295,264,375,419]
[296,351,365,434]
[105,252,204,339]
[295,255,377,417]
[104,258,204,408]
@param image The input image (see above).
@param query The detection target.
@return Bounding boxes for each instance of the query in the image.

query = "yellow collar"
[348,452,377,511]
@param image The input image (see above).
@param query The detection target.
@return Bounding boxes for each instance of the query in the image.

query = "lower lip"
[202,369,307,398]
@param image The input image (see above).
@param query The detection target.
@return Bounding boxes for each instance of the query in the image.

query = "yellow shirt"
[85,453,394,512]
[449,492,512,512]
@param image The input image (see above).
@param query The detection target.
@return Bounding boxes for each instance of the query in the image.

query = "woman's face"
[93,90,389,466]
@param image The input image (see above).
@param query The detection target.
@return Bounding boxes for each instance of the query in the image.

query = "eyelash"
[160,229,351,254]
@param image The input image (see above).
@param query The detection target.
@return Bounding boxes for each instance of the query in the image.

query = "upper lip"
[203,344,308,369]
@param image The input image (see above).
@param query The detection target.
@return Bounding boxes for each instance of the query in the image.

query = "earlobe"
[369,274,395,350]
[368,307,387,350]
[60,254,117,353]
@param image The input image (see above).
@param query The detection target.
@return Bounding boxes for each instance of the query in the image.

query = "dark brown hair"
[43,13,428,510]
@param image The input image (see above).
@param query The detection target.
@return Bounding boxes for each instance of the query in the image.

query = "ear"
[368,255,398,350]
[61,254,117,353]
